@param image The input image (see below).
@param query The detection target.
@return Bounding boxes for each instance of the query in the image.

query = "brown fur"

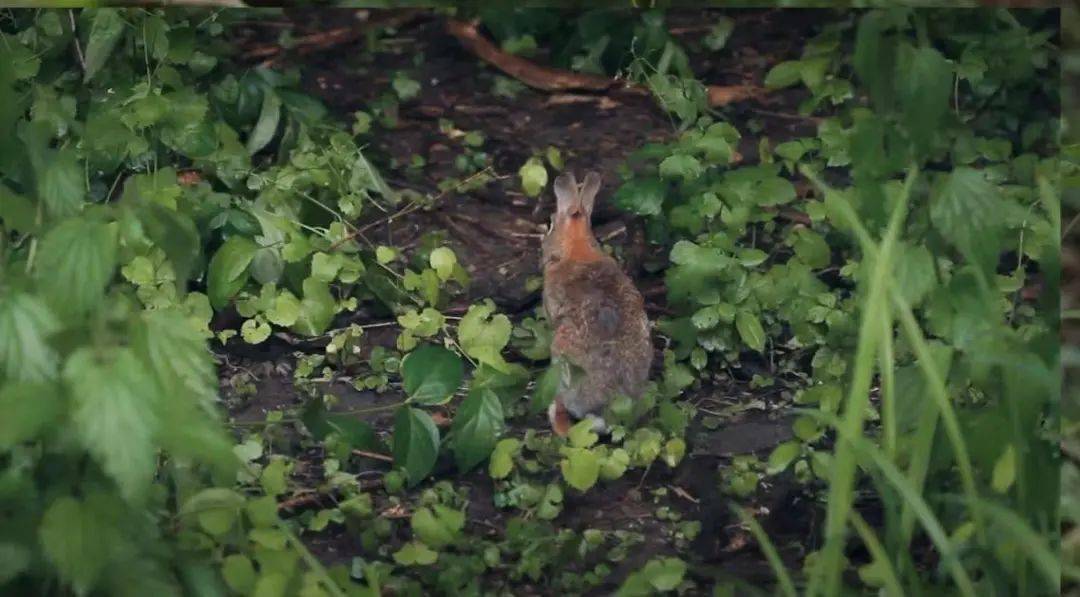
[541,172,652,427]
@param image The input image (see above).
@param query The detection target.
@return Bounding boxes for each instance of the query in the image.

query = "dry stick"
[244,10,424,64]
[352,449,394,463]
[445,18,767,108]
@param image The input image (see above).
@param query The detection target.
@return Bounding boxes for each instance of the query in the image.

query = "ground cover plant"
[0,6,1068,596]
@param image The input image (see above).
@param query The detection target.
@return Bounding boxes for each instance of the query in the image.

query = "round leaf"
[401,344,464,406]
[392,407,440,487]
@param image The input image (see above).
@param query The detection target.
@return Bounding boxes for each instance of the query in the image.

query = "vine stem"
[68,10,85,71]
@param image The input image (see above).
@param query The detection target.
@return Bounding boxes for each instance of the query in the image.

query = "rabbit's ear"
[578,171,602,216]
[554,171,579,214]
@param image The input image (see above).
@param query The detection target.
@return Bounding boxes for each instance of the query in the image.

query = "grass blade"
[732,505,799,597]
[803,166,916,597]
[849,509,904,597]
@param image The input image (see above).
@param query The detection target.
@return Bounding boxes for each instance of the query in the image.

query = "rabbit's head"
[542,171,603,267]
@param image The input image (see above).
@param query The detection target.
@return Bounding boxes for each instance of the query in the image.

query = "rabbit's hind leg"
[548,398,572,437]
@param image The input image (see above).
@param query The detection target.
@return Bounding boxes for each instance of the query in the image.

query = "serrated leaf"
[137,203,200,287]
[83,9,125,81]
[39,496,115,595]
[930,168,1005,274]
[613,178,667,216]
[895,44,952,153]
[658,154,703,182]
[401,344,464,406]
[0,291,59,383]
[893,242,935,307]
[64,347,160,501]
[0,382,62,448]
[791,229,831,268]
[392,407,440,487]
[36,217,116,318]
[207,237,258,309]
[452,387,504,471]
[735,310,766,353]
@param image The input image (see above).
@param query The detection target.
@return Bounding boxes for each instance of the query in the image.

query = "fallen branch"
[446,18,766,108]
[243,10,423,63]
[446,19,613,92]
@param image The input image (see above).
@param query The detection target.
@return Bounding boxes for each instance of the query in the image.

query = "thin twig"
[352,449,394,463]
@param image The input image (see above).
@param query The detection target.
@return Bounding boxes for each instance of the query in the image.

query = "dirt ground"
[219,8,838,593]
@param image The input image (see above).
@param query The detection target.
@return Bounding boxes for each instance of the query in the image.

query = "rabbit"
[541,171,652,437]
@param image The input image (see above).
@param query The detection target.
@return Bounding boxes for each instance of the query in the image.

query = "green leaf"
[458,300,513,372]
[895,44,952,153]
[36,217,116,319]
[241,318,271,344]
[0,382,62,448]
[64,347,160,501]
[764,60,803,89]
[0,292,60,383]
[0,184,36,234]
[930,168,1005,274]
[401,344,464,406]
[83,9,125,81]
[222,554,257,594]
[397,307,445,337]
[429,247,457,281]
[451,387,504,472]
[489,438,521,479]
[658,154,703,182]
[39,496,116,595]
[560,447,600,491]
[568,419,599,448]
[392,407,440,487]
[266,290,301,327]
[519,156,548,197]
[260,458,288,496]
[644,557,687,591]
[393,541,438,566]
[529,363,561,415]
[207,237,258,309]
[0,542,30,585]
[183,488,244,537]
[613,178,667,217]
[136,203,200,287]
[893,242,935,307]
[791,229,831,268]
[766,440,801,474]
[411,505,464,549]
[37,148,84,216]
[291,277,337,336]
[735,310,766,353]
[991,444,1016,494]
[247,90,281,154]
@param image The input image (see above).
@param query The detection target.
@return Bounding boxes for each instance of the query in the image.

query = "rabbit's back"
[543,257,652,417]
